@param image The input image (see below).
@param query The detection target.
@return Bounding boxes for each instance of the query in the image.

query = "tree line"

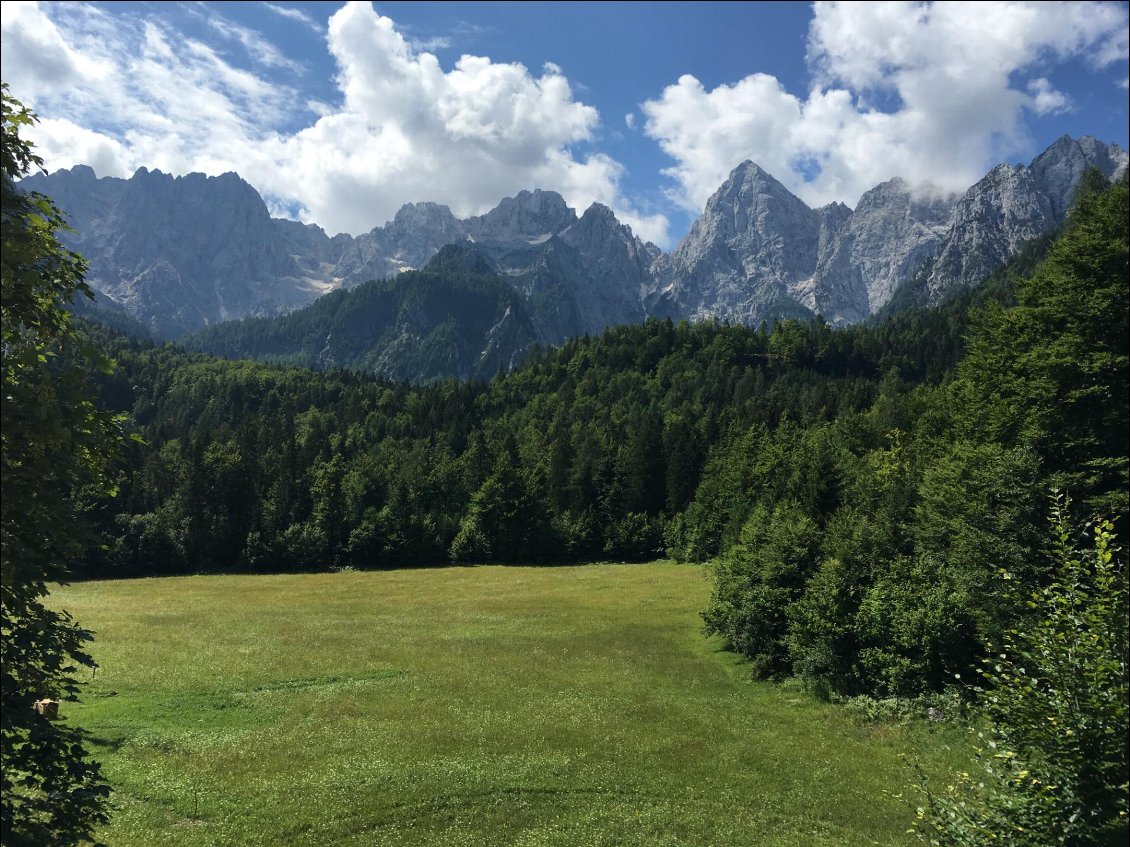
[72,172,1127,706]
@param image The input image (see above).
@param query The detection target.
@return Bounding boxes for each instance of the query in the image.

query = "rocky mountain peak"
[119,168,268,221]
[816,201,852,233]
[59,163,99,182]
[579,202,618,222]
[728,159,770,182]
[562,203,645,263]
[812,177,956,324]
[362,202,468,272]
[27,133,1126,351]
[467,188,577,243]
[568,202,627,240]
[663,159,823,322]
[857,177,909,208]
[924,162,1053,299]
[1031,135,1128,220]
[389,201,461,230]
[698,159,817,241]
[21,164,126,234]
[714,160,793,204]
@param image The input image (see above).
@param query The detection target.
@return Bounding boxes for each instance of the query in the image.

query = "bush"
[913,499,1129,846]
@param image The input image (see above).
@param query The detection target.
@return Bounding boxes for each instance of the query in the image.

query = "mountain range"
[23,135,1127,379]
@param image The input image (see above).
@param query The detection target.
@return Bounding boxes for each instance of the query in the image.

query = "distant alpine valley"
[24,135,1126,380]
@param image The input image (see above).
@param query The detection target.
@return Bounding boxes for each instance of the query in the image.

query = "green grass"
[51,563,965,846]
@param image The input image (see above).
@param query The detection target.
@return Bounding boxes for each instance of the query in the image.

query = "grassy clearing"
[51,563,965,846]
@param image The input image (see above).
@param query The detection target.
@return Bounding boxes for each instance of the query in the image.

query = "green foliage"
[951,174,1129,515]
[601,512,665,561]
[181,261,540,383]
[1,84,115,845]
[914,501,1129,846]
[910,443,1044,653]
[700,172,1128,700]
[76,306,905,576]
[56,158,1128,716]
[838,688,965,726]
[450,441,550,563]
[702,502,820,679]
[853,553,981,697]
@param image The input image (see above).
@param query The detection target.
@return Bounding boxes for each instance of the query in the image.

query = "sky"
[1,1,1127,248]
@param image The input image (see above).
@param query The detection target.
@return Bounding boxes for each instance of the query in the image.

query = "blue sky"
[2,1,1127,247]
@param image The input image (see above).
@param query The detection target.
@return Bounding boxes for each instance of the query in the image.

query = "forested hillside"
[78,175,1127,703]
[181,245,541,383]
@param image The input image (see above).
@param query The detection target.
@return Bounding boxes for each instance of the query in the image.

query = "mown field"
[52,563,967,846]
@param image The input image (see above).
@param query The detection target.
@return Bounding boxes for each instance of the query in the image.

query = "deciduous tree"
[1,84,117,845]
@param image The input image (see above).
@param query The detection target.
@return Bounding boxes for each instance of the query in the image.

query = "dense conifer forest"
[75,174,1128,704]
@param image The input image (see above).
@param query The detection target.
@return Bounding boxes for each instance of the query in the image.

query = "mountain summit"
[23,135,1127,347]
[650,135,1126,327]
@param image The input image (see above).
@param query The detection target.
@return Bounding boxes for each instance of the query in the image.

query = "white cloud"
[27,117,131,179]
[642,73,803,210]
[643,0,1130,212]
[269,2,664,240]
[198,9,306,73]
[0,1,92,102]
[3,2,297,182]
[409,35,453,52]
[262,2,323,33]
[1,1,667,245]
[1088,9,1129,67]
[1028,78,1072,116]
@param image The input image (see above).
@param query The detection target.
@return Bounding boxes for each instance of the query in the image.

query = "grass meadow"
[51,563,967,846]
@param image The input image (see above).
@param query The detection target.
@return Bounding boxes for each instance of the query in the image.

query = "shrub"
[913,499,1129,846]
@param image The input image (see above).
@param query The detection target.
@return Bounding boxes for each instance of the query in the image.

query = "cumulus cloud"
[1028,78,1072,116]
[643,0,1130,212]
[271,3,664,240]
[0,1,92,102]
[643,73,804,210]
[0,1,668,244]
[30,117,131,179]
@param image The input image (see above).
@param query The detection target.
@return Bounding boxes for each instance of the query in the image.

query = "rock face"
[1032,135,1129,220]
[914,135,1127,306]
[813,180,955,323]
[557,203,655,334]
[23,167,332,337]
[651,135,1126,326]
[651,162,823,323]
[924,165,1054,301]
[24,134,1128,350]
[466,189,578,243]
[24,168,654,340]
[186,244,544,384]
[333,201,467,287]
